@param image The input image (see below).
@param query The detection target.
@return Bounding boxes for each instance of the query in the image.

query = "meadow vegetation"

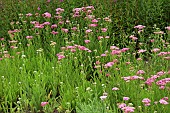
[0,0,170,113]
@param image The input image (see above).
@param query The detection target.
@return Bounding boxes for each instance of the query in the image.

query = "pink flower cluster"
[63,45,92,53]
[26,36,33,39]
[72,6,95,18]
[159,97,169,105]
[158,51,170,56]
[134,25,146,30]
[156,78,170,89]
[56,8,64,14]
[118,103,135,113]
[122,75,144,81]
[129,35,138,41]
[42,12,51,18]
[142,98,151,106]
[145,71,166,87]
[56,53,65,61]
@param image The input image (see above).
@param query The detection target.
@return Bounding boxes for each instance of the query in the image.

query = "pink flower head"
[101,28,107,32]
[134,25,146,30]
[43,12,51,18]
[136,70,145,75]
[61,28,68,33]
[26,36,33,39]
[51,31,58,35]
[43,22,50,25]
[112,87,119,91]
[41,102,48,107]
[159,99,169,105]
[121,48,130,52]
[92,19,98,23]
[121,106,135,113]
[154,31,164,34]
[129,35,138,40]
[37,7,41,10]
[26,13,32,17]
[84,40,90,44]
[71,27,77,31]
[151,48,160,53]
[111,50,121,55]
[110,46,119,50]
[98,36,104,40]
[165,26,170,30]
[142,98,151,106]
[56,54,65,60]
[100,96,107,100]
[51,24,57,29]
[89,24,98,27]
[123,97,130,101]
[85,29,92,33]
[118,103,126,108]
[104,62,114,68]
[138,49,146,53]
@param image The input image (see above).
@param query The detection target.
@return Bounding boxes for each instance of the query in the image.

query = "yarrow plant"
[0,1,170,113]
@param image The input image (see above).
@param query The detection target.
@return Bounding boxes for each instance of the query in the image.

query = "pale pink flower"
[164,56,170,60]
[101,28,107,32]
[56,54,65,60]
[84,40,90,44]
[112,87,119,91]
[111,50,121,55]
[92,19,98,23]
[37,7,41,10]
[51,31,58,35]
[138,49,146,53]
[56,8,64,13]
[43,12,51,18]
[89,24,98,27]
[100,96,107,100]
[61,28,68,33]
[121,106,135,113]
[154,31,164,34]
[85,29,92,33]
[26,36,33,39]
[134,25,146,30]
[121,48,130,52]
[159,99,169,105]
[26,13,32,17]
[51,24,57,29]
[129,35,138,40]
[150,39,155,42]
[105,36,110,39]
[165,26,170,30]
[71,27,77,31]
[142,98,151,106]
[98,36,104,40]
[136,70,145,75]
[95,60,100,65]
[43,22,50,25]
[101,54,106,57]
[123,97,130,101]
[104,62,114,68]
[118,103,126,108]
[110,46,119,50]
[41,102,48,107]
[151,48,160,52]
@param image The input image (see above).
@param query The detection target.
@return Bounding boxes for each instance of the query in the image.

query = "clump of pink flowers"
[142,98,151,106]
[118,103,135,113]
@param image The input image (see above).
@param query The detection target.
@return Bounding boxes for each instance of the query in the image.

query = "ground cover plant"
[0,0,170,113]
